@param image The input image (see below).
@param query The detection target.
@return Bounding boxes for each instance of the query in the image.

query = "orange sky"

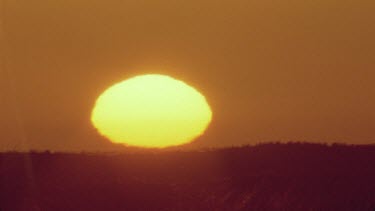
[1,0,374,151]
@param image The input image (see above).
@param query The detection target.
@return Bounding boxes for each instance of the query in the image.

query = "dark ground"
[0,143,374,211]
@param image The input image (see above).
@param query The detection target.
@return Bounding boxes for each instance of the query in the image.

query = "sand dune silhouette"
[0,143,374,211]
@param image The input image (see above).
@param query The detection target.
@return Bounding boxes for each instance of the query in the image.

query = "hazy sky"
[1,0,374,151]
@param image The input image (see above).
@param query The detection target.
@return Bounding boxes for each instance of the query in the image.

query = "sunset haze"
[1,0,374,151]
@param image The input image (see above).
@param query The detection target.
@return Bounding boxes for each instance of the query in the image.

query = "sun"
[91,74,213,148]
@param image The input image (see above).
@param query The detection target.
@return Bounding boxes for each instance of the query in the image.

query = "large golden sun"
[91,74,212,148]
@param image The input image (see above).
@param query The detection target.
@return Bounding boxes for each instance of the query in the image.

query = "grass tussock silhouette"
[0,142,374,211]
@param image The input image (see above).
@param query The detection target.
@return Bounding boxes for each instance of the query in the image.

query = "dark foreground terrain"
[0,143,374,211]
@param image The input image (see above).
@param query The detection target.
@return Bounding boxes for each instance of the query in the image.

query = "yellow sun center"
[91,74,212,148]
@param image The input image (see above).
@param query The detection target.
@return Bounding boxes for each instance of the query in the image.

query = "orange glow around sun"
[91,74,212,148]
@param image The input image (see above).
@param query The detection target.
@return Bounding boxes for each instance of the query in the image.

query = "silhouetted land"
[0,143,374,211]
